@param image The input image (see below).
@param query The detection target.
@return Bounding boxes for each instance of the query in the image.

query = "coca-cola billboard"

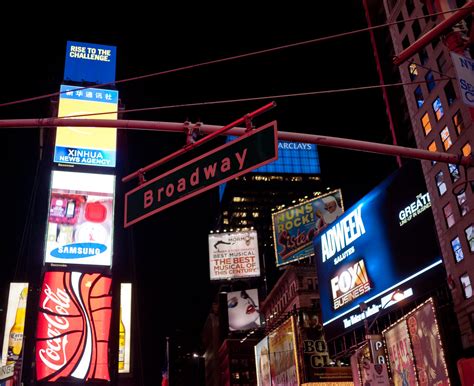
[36,271,112,382]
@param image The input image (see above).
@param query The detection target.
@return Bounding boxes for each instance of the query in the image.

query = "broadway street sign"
[124,121,278,227]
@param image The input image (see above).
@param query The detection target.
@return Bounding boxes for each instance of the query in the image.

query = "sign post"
[124,121,278,227]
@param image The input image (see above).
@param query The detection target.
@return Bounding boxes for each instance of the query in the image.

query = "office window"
[453,110,465,135]
[409,63,418,80]
[402,36,410,50]
[435,171,447,195]
[307,278,314,290]
[428,141,437,152]
[460,273,473,299]
[413,19,422,40]
[457,191,469,217]
[465,224,474,252]
[406,0,415,15]
[444,81,456,105]
[440,127,452,150]
[433,97,444,121]
[437,53,448,73]
[420,47,429,65]
[451,237,464,263]
[415,86,424,108]
[449,163,461,182]
[425,71,436,92]
[462,143,472,157]
[443,202,455,228]
[421,112,432,135]
[396,12,404,32]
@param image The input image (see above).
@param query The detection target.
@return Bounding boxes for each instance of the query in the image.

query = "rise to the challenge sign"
[124,122,278,227]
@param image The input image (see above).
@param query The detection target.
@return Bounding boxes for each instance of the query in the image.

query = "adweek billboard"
[209,230,260,280]
[36,271,112,382]
[54,85,118,168]
[272,190,344,266]
[313,162,445,339]
[64,41,116,85]
[44,170,115,266]
[227,289,260,332]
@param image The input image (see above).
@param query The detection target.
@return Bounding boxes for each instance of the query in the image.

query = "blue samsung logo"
[51,243,107,259]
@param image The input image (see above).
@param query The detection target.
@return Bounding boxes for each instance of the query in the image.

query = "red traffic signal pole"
[0,117,473,171]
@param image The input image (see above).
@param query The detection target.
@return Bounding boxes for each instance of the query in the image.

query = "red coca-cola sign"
[36,271,112,382]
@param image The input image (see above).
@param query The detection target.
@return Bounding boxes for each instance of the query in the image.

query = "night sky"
[2,4,400,383]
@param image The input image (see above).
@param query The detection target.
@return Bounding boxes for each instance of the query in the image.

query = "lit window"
[453,110,465,135]
[440,127,452,150]
[433,97,444,121]
[223,219,229,224]
[415,86,424,108]
[457,191,469,217]
[252,212,259,218]
[425,71,436,92]
[233,197,243,202]
[443,202,455,228]
[444,81,456,105]
[460,273,473,299]
[435,171,447,195]
[409,63,418,80]
[428,141,438,165]
[451,237,464,263]
[449,164,461,182]
[465,225,474,252]
[421,112,432,135]
[462,143,472,157]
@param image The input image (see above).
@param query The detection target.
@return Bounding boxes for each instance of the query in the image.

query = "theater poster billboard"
[44,170,115,266]
[313,162,445,339]
[255,336,271,386]
[36,271,112,382]
[227,289,260,332]
[272,190,343,267]
[54,85,118,168]
[208,230,260,280]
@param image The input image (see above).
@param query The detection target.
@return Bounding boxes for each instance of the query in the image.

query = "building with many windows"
[366,0,474,353]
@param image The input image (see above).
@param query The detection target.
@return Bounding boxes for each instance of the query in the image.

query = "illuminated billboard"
[1,283,28,366]
[268,316,300,386]
[227,137,320,174]
[64,41,116,84]
[313,162,445,339]
[383,298,449,385]
[36,271,112,382]
[209,230,260,280]
[54,85,118,168]
[119,283,132,373]
[44,170,115,266]
[255,337,271,386]
[272,190,343,266]
[227,289,260,331]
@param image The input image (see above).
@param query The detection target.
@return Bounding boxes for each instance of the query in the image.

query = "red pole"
[393,1,474,66]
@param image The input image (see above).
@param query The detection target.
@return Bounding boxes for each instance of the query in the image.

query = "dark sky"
[2,4,400,383]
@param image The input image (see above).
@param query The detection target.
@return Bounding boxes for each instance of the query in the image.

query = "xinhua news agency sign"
[124,121,278,227]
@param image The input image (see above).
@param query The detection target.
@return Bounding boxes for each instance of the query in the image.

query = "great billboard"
[313,162,445,339]
[272,190,343,266]
[54,85,118,168]
[227,288,261,332]
[209,230,260,280]
[36,271,112,382]
[44,170,115,266]
[64,41,116,85]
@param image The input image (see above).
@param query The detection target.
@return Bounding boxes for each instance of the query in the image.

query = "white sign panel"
[44,170,115,266]
[451,51,474,107]
[1,283,28,365]
[208,230,260,280]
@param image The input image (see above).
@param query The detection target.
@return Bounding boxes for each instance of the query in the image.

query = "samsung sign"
[313,162,445,339]
[64,41,116,84]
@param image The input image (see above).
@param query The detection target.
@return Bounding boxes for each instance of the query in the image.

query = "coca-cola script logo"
[36,271,112,382]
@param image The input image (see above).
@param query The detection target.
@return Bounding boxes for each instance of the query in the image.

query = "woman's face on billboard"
[227,290,259,330]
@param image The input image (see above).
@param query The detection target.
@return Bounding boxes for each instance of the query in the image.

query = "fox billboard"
[313,162,445,339]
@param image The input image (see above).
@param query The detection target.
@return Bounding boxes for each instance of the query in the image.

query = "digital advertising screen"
[1,283,28,366]
[119,283,132,374]
[227,137,320,174]
[54,85,118,168]
[273,190,344,267]
[268,316,299,386]
[64,41,116,85]
[227,289,260,332]
[313,162,445,339]
[209,231,260,280]
[255,336,271,386]
[44,170,115,266]
[36,271,112,382]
